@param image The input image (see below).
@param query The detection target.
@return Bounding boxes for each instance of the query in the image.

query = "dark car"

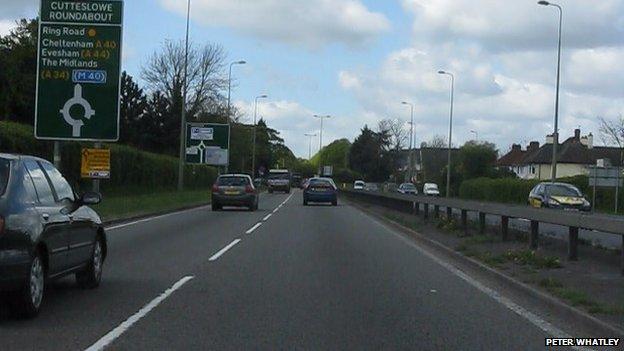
[212,174,259,211]
[267,171,291,193]
[0,154,106,317]
[303,177,338,206]
[528,182,591,211]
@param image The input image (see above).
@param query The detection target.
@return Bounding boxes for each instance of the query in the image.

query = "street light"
[225,60,246,173]
[401,102,415,182]
[438,70,455,198]
[538,0,563,182]
[314,114,331,175]
[470,130,478,141]
[251,94,268,177]
[177,0,191,191]
[305,133,318,160]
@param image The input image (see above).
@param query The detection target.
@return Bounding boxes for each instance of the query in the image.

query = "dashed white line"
[209,239,242,261]
[263,214,272,221]
[366,215,593,351]
[84,276,195,351]
[246,223,263,235]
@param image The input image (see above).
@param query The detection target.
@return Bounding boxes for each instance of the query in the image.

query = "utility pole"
[251,94,268,177]
[314,115,331,176]
[225,60,246,174]
[177,0,191,191]
[305,133,317,160]
[438,70,455,198]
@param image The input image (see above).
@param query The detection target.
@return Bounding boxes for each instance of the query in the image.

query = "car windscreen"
[0,158,9,196]
[217,177,249,186]
[546,185,581,197]
[269,174,289,180]
[401,183,416,189]
[309,179,333,188]
[425,184,438,190]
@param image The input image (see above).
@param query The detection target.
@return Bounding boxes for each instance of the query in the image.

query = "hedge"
[0,121,217,193]
[459,175,624,214]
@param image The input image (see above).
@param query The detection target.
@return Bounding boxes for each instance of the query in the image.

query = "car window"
[40,162,75,202]
[218,176,250,186]
[309,179,333,187]
[269,174,289,180]
[546,185,581,197]
[24,160,56,205]
[0,158,9,196]
[21,166,39,203]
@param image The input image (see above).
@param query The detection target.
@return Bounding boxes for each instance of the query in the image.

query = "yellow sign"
[81,148,111,179]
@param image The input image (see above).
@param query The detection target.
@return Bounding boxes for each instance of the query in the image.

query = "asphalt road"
[0,190,587,350]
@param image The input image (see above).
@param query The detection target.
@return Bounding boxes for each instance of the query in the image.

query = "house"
[497,129,623,180]
[395,147,460,183]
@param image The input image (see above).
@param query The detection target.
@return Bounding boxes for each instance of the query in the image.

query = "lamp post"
[402,102,415,182]
[438,70,455,198]
[470,130,478,141]
[538,0,563,182]
[314,114,331,175]
[177,0,191,191]
[251,94,268,177]
[305,133,317,160]
[225,60,246,173]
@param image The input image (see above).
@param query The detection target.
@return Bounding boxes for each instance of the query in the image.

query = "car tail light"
[245,185,254,193]
[212,184,219,193]
[0,216,4,236]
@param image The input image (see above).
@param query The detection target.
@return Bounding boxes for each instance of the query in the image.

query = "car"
[0,154,106,317]
[267,169,291,193]
[303,177,338,206]
[291,173,303,188]
[212,174,259,211]
[397,183,418,195]
[528,182,591,212]
[364,183,379,192]
[353,180,365,190]
[423,183,441,196]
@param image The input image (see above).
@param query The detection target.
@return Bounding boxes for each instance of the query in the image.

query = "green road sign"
[185,123,230,165]
[35,0,124,141]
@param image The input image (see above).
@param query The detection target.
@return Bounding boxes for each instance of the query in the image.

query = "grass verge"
[538,278,624,315]
[94,188,211,222]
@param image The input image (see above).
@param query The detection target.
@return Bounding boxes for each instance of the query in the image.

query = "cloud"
[0,20,14,36]
[160,0,390,49]
[401,0,624,51]
[0,0,37,19]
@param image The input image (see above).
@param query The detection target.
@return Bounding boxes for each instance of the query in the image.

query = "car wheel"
[303,198,308,206]
[212,202,220,211]
[76,238,104,289]
[332,200,338,206]
[14,250,45,318]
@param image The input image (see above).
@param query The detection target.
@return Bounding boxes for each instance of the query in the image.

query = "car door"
[40,162,96,268]
[23,160,72,274]
[530,185,545,208]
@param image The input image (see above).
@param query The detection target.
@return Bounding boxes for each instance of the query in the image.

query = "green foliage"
[311,138,351,169]
[348,126,392,182]
[0,121,217,193]
[458,141,499,179]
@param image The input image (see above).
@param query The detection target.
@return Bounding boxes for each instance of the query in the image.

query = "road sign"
[35,0,124,141]
[589,167,623,188]
[81,148,111,179]
[185,123,230,165]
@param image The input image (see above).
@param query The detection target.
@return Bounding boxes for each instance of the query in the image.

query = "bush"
[459,175,624,214]
[0,121,217,193]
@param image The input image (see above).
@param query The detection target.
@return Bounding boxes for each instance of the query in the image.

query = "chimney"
[587,133,594,149]
[512,144,521,151]
[528,141,540,152]
[545,134,554,144]
[574,128,581,140]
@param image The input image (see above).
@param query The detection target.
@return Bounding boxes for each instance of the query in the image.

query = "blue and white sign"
[72,70,107,84]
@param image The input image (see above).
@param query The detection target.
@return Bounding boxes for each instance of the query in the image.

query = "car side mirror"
[80,191,102,205]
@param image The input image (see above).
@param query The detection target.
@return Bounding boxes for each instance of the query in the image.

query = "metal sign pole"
[592,165,597,213]
[616,166,620,214]
[93,142,101,193]
[53,141,61,169]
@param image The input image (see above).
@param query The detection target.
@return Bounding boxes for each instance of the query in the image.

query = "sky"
[2,0,624,159]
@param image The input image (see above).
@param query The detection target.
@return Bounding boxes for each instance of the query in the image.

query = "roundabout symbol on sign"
[60,84,96,137]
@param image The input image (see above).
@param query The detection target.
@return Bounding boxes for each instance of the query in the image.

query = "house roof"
[497,146,526,167]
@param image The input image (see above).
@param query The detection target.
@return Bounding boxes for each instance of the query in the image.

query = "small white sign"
[205,147,228,166]
[191,127,214,141]
[186,146,199,155]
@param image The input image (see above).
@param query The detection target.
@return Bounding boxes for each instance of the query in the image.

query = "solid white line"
[365,215,593,351]
[209,239,241,261]
[84,276,194,351]
[263,214,272,221]
[273,208,280,214]
[246,223,262,235]
[106,206,209,231]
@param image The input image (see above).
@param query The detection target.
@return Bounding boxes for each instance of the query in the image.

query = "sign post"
[35,0,124,141]
[185,123,230,167]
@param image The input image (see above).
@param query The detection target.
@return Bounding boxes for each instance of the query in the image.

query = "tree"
[0,18,37,124]
[348,126,392,182]
[119,72,148,145]
[421,135,447,149]
[599,116,624,166]
[378,119,408,151]
[457,141,499,180]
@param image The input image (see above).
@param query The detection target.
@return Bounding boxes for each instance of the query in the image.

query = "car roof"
[539,182,577,188]
[219,174,251,178]
[0,153,50,163]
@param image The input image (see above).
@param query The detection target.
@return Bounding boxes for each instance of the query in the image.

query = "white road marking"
[430,289,437,293]
[84,276,194,351]
[209,239,242,261]
[263,214,272,221]
[273,208,280,214]
[246,223,263,235]
[365,215,594,351]
[106,206,209,231]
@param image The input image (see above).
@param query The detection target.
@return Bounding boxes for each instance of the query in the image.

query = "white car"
[397,183,418,195]
[423,183,440,196]
[354,180,366,190]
